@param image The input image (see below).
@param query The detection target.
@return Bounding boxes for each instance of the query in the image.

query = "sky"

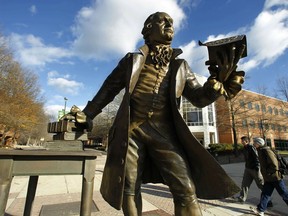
[0,0,287,119]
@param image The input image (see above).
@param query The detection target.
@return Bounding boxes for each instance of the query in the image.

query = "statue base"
[43,140,84,151]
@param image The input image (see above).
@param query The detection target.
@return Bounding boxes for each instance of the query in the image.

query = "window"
[249,120,256,128]
[207,104,214,126]
[274,108,278,115]
[242,119,247,127]
[248,102,253,109]
[255,104,260,111]
[182,98,203,126]
[240,100,245,108]
[261,104,266,113]
[278,125,282,132]
[268,106,272,114]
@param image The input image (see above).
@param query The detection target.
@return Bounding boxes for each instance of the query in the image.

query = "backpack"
[272,150,288,175]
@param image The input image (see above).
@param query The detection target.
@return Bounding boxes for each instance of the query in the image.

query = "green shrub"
[208,143,243,155]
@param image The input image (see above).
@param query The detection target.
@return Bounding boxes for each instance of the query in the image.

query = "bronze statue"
[79,12,245,216]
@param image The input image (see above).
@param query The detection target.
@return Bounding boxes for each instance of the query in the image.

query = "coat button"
[121,159,125,165]
[118,176,122,183]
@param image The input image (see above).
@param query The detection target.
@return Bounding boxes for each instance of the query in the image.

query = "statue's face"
[148,12,174,45]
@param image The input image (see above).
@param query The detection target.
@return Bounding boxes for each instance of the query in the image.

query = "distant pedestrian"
[250,137,288,216]
[235,136,264,203]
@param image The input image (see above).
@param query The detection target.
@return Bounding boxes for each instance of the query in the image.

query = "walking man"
[236,136,264,203]
[251,137,288,216]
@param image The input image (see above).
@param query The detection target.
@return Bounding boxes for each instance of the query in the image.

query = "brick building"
[215,89,288,150]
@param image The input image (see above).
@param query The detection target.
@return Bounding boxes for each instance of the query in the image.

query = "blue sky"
[0,0,287,119]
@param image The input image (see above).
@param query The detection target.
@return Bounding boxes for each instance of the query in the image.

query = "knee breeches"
[124,121,197,206]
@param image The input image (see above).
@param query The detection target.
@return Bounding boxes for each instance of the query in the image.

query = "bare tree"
[89,90,124,142]
[276,75,288,101]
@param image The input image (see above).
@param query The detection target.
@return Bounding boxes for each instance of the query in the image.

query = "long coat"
[258,146,282,182]
[84,44,240,210]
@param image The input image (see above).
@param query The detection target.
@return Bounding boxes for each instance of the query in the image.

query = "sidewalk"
[4,154,286,216]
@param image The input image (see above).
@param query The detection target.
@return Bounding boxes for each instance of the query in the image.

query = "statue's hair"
[141,12,161,44]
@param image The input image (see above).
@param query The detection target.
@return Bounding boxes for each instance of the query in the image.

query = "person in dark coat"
[250,137,288,216]
[236,136,264,202]
[236,136,273,206]
[79,12,245,216]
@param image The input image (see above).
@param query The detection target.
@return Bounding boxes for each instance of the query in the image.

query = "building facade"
[215,89,288,150]
[180,74,288,150]
[181,74,218,148]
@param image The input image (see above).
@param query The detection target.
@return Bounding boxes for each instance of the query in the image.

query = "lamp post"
[64,97,68,114]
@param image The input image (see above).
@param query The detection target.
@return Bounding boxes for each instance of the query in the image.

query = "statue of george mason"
[74,12,246,216]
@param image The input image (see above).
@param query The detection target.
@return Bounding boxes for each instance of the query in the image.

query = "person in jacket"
[236,136,264,203]
[78,12,245,216]
[250,137,288,216]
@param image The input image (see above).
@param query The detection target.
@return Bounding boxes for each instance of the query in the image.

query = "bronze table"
[0,149,100,216]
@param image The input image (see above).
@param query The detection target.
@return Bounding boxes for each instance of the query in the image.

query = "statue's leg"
[122,192,142,216]
[174,195,202,216]
[122,134,146,216]
[140,121,203,216]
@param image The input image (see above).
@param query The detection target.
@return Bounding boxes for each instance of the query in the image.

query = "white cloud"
[179,40,208,76]
[71,0,186,60]
[30,5,37,15]
[180,0,288,76]
[44,104,65,120]
[8,33,73,67]
[264,0,288,10]
[247,4,288,67]
[47,71,84,95]
[7,0,186,66]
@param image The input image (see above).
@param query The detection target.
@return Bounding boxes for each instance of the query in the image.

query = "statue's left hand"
[223,70,245,99]
[75,111,93,131]
[207,44,246,83]
[60,105,93,131]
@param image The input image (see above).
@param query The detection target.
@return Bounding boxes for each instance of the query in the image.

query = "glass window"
[250,120,255,128]
[208,104,214,126]
[248,102,253,109]
[242,119,247,127]
[182,97,203,126]
[268,106,272,114]
[278,125,282,131]
[255,104,260,111]
[274,108,278,115]
[240,100,245,108]
[261,104,266,113]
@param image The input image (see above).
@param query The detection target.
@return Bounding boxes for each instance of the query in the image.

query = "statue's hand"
[205,69,245,100]
[206,44,246,83]
[60,105,93,131]
[75,111,93,132]
[223,70,245,99]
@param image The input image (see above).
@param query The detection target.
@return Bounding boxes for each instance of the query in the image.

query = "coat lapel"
[129,45,148,94]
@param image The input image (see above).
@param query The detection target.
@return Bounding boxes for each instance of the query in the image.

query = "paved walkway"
[4,153,287,216]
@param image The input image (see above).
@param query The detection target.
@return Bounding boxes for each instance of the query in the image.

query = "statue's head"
[141,12,174,45]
